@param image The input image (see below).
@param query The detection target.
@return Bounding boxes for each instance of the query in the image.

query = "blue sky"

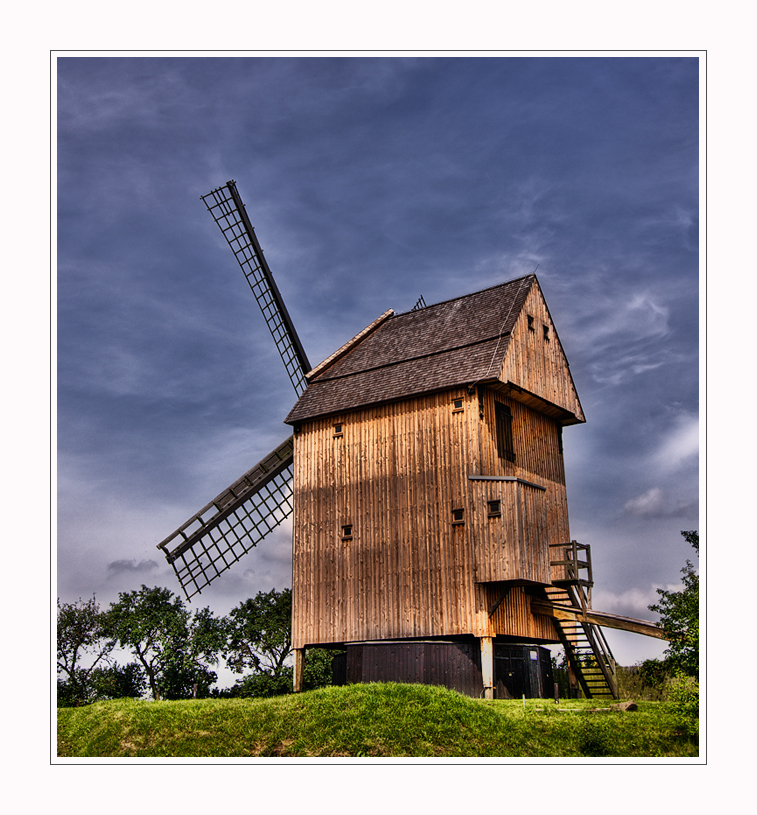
[56,55,700,669]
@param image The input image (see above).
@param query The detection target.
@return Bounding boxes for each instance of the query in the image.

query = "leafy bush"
[616,659,672,701]
[666,673,698,738]
[90,663,147,701]
[224,670,293,698]
[219,647,340,698]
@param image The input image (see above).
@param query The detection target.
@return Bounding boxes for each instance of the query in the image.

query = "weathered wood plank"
[530,599,668,640]
[292,373,577,647]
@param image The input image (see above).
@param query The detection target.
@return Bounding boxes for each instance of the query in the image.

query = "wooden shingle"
[285,274,536,424]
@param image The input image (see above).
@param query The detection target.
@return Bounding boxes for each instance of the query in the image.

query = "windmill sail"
[201,180,311,395]
[157,437,294,599]
[156,182,310,598]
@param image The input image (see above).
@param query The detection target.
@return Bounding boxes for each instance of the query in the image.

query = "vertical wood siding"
[293,388,478,647]
[499,282,584,422]
[469,479,550,584]
[292,382,569,647]
[477,388,571,586]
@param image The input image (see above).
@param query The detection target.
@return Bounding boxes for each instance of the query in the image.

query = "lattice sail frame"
[201,180,311,396]
[158,438,295,600]
[156,182,313,598]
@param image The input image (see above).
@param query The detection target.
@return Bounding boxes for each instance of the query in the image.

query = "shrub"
[666,672,698,737]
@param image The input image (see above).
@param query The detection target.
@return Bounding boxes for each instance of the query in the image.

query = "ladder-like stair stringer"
[546,542,619,700]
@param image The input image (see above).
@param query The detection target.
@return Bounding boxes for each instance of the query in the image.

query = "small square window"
[487,500,501,517]
[452,398,464,412]
[341,524,353,540]
[333,423,343,437]
[452,508,465,525]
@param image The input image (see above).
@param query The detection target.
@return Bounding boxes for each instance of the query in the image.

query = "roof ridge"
[392,273,536,318]
[306,309,394,381]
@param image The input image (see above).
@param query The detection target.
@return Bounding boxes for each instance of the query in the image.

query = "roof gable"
[498,279,585,424]
[285,274,581,424]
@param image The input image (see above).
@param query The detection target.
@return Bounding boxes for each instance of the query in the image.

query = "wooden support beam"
[531,599,668,640]
[293,649,305,692]
[488,585,511,616]
[480,637,494,699]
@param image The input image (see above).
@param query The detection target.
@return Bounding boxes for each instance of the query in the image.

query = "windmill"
[157,180,668,700]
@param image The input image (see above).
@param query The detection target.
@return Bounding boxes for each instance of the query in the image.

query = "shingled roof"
[285,274,536,424]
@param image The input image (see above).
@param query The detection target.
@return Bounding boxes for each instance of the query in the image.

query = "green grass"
[57,682,698,758]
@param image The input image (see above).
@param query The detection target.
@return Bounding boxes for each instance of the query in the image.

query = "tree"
[89,662,146,701]
[103,585,225,700]
[301,647,338,690]
[225,589,293,679]
[649,530,699,677]
[160,606,227,699]
[57,596,114,706]
[223,589,338,698]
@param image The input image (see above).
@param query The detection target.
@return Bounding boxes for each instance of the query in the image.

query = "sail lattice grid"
[158,437,294,600]
[201,181,310,396]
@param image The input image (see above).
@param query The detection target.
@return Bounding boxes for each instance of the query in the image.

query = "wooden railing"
[543,541,618,698]
[549,540,594,608]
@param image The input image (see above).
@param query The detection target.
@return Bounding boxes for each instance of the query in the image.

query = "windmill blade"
[157,437,294,599]
[201,180,311,396]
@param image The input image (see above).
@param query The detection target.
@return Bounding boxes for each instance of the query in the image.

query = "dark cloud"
[57,55,699,669]
[106,559,159,577]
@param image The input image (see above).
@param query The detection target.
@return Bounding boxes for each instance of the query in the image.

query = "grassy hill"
[57,682,698,758]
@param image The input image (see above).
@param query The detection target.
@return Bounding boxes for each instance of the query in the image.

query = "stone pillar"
[480,637,495,699]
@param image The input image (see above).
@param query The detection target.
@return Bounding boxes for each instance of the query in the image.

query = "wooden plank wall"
[292,388,480,648]
[478,389,572,572]
[469,479,550,584]
[292,381,571,648]
[499,281,584,423]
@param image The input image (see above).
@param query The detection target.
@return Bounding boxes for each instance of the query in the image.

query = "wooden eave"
[492,381,585,426]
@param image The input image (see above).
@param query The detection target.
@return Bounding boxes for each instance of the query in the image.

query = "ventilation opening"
[543,324,550,341]
[495,402,516,463]
[341,524,353,540]
[452,508,465,526]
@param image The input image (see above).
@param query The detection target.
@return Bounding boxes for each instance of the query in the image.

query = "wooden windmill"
[157,181,666,700]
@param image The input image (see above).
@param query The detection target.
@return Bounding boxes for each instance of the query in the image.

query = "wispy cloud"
[592,584,680,620]
[653,412,699,472]
[577,290,672,383]
[623,487,698,518]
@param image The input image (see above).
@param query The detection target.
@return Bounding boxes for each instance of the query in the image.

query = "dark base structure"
[331,639,554,699]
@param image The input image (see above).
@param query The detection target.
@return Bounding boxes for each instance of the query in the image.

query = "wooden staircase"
[545,542,618,700]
